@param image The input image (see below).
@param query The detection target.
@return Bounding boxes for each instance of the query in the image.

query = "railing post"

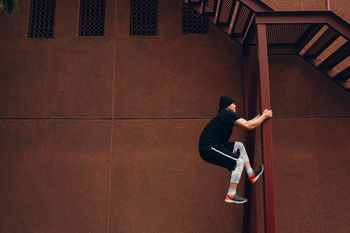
[256,23,276,233]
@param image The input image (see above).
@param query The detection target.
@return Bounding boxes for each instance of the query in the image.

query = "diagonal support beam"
[256,23,276,233]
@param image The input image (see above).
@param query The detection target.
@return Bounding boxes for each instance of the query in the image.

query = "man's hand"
[235,109,273,130]
[262,109,273,119]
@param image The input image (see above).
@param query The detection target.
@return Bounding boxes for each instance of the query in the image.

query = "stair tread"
[318,41,350,69]
[334,66,350,81]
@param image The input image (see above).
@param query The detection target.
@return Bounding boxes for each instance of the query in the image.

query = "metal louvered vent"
[130,0,157,36]
[79,0,106,36]
[28,0,56,38]
[182,3,209,34]
[266,24,311,44]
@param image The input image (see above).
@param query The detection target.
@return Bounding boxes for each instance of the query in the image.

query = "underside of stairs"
[184,0,350,92]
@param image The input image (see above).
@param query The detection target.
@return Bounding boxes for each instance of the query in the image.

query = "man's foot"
[225,194,248,204]
[248,164,264,183]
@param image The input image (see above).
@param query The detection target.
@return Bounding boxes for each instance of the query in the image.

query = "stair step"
[303,27,340,58]
[217,0,236,24]
[231,3,253,35]
[341,79,350,89]
[333,66,350,82]
[226,1,241,34]
[318,40,350,69]
[297,24,324,53]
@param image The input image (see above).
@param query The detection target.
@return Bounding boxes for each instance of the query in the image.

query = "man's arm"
[234,109,273,130]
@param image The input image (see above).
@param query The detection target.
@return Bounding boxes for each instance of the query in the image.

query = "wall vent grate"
[130,0,157,36]
[28,0,56,38]
[79,0,106,36]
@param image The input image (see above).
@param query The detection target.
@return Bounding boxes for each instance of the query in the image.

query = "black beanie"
[219,96,234,109]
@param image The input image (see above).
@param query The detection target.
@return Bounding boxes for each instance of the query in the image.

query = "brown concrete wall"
[0,0,246,233]
[113,0,246,232]
[262,0,325,11]
[330,0,350,24]
[262,0,350,23]
[0,120,111,233]
[272,119,350,233]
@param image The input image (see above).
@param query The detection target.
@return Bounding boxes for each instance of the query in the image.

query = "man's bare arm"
[234,109,273,130]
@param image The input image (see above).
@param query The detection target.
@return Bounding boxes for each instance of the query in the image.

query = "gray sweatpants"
[230,142,249,183]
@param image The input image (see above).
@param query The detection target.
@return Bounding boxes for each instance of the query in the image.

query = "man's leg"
[205,146,247,204]
[225,158,248,203]
[233,141,264,183]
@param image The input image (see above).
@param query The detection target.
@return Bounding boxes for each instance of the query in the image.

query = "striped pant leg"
[207,146,244,184]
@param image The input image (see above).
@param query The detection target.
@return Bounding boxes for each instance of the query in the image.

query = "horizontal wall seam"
[0,118,214,121]
[271,116,350,119]
[1,117,350,121]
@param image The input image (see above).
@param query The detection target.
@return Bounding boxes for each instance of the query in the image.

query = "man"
[198,96,273,204]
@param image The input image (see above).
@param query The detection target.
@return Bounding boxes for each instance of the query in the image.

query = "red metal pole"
[256,23,276,233]
[242,45,259,233]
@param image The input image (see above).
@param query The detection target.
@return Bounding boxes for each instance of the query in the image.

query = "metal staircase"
[184,0,350,91]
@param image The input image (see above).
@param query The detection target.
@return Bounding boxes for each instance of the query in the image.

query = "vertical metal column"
[256,23,276,233]
[242,45,259,233]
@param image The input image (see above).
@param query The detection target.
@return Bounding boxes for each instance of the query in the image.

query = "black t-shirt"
[199,109,241,149]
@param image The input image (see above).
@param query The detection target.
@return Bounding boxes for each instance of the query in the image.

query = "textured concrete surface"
[110,120,246,233]
[270,118,350,233]
[269,55,350,118]
[261,0,350,24]
[0,38,114,118]
[330,0,350,24]
[114,0,243,119]
[263,0,325,11]
[0,120,111,233]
